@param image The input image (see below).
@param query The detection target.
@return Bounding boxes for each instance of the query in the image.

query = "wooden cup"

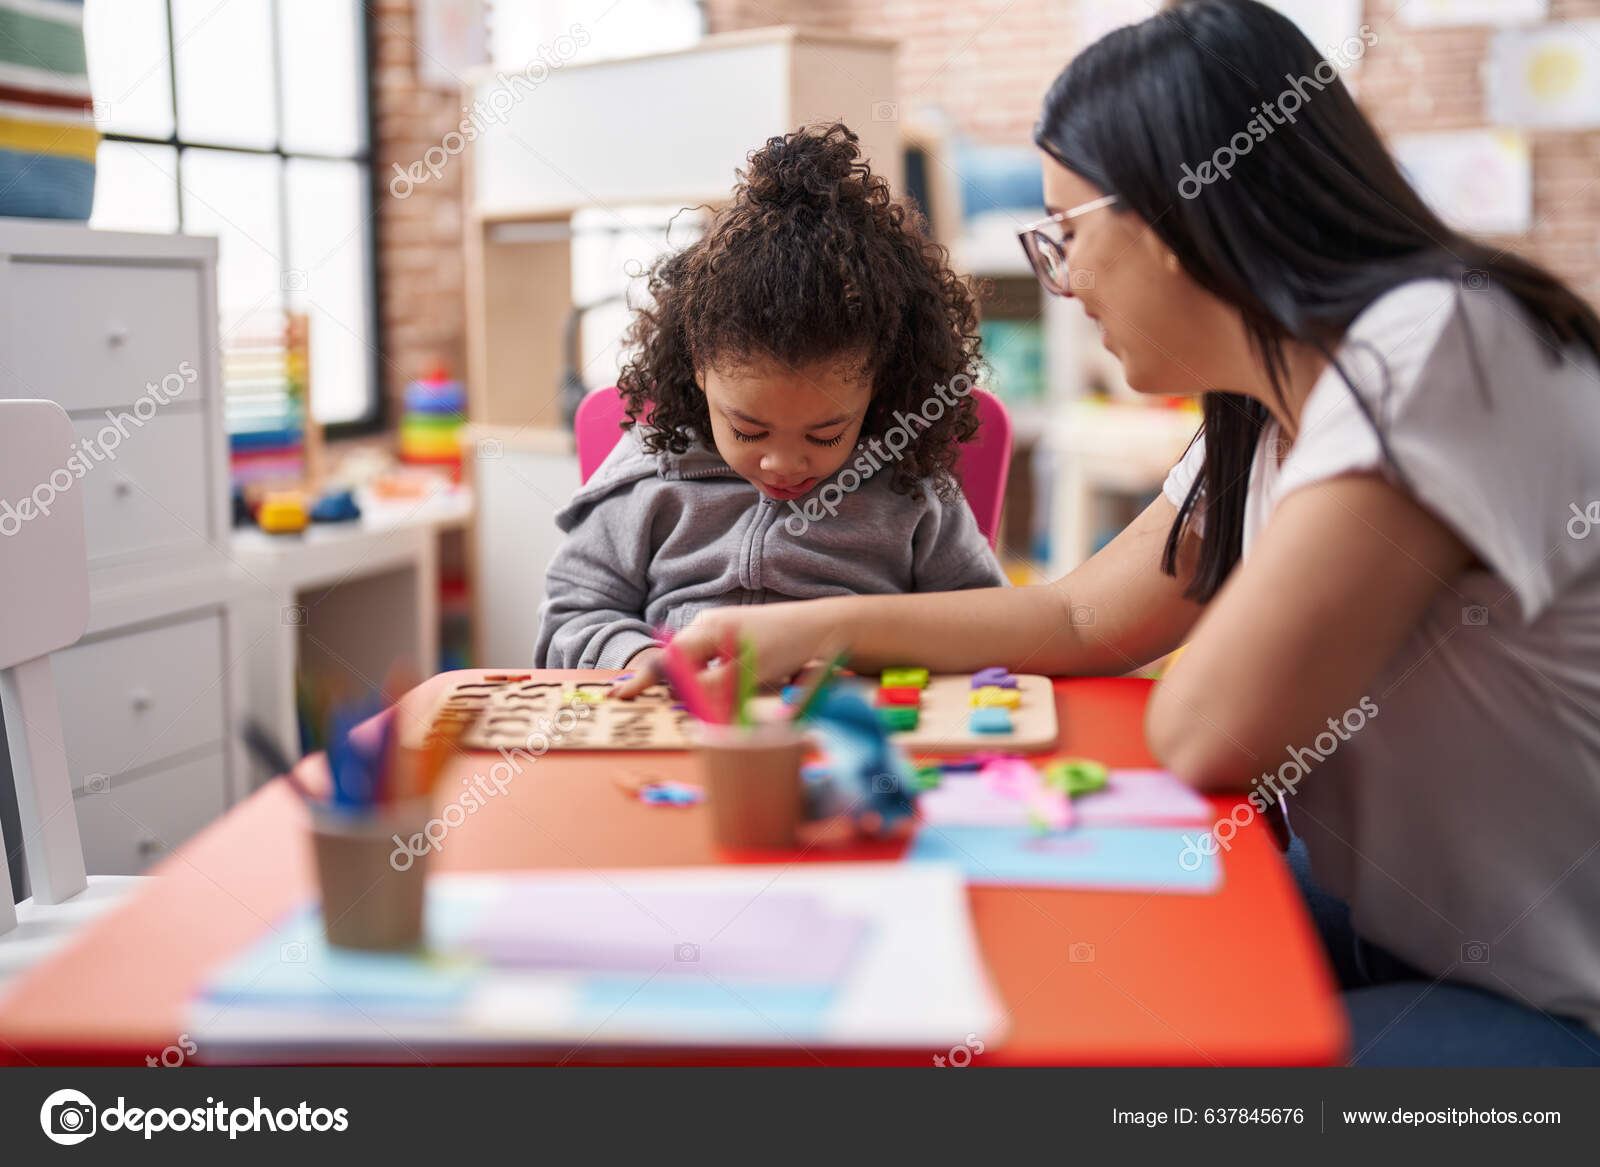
[310,799,433,950]
[692,722,808,849]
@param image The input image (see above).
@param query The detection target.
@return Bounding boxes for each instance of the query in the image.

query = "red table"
[0,672,1346,1065]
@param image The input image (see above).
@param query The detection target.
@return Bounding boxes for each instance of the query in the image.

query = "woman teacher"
[666,0,1600,1065]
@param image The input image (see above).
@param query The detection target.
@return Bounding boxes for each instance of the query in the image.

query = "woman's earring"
[1165,253,1180,274]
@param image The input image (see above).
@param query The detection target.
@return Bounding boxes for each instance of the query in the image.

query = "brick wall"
[1360,0,1600,306]
[371,0,470,416]
[369,0,1600,415]
[702,0,1600,305]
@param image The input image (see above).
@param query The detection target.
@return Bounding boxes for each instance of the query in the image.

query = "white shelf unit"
[1045,400,1201,577]
[464,26,901,432]
[0,221,247,879]
[230,485,472,783]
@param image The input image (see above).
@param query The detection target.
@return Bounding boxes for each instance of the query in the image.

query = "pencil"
[719,626,739,724]
[241,722,319,803]
[659,635,720,723]
[789,645,850,723]
[736,636,756,727]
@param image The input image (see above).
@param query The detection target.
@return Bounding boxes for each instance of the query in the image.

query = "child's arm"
[534,496,657,670]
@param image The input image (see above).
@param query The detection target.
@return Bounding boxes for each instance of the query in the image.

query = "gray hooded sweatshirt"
[534,426,1008,668]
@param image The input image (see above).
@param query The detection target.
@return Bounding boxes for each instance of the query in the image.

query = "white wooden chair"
[0,400,142,985]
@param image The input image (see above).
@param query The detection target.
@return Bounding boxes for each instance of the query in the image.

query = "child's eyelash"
[808,433,846,448]
[731,429,767,443]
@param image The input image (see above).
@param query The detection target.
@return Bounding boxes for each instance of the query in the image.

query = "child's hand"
[610,648,664,699]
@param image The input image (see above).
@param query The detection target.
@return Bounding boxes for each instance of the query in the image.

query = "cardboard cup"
[691,722,808,849]
[310,798,433,950]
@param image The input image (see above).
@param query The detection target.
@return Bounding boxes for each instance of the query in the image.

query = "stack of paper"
[910,767,1224,894]
[189,864,1003,1062]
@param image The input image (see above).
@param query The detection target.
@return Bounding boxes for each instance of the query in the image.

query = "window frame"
[98,0,385,438]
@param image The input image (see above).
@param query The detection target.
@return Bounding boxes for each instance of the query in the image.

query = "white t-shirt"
[1163,278,1600,1029]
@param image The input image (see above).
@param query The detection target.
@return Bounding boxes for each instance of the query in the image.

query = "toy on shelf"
[309,487,361,524]
[228,311,322,494]
[257,490,310,534]
[399,365,466,481]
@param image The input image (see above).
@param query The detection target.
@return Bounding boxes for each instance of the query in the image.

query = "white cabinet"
[70,411,213,562]
[6,259,206,414]
[0,222,243,879]
[72,751,229,875]
[51,611,227,787]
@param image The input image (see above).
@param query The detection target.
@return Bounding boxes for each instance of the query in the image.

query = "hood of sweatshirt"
[557,425,748,532]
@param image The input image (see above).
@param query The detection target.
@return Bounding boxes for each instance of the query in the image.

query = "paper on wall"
[1487,23,1600,130]
[1392,128,1533,236]
[1401,0,1547,27]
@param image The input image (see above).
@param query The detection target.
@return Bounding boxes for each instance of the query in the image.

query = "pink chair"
[573,385,1012,549]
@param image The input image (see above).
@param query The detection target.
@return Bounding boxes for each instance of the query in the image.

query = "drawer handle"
[113,477,133,498]
[130,688,153,713]
[107,324,128,347]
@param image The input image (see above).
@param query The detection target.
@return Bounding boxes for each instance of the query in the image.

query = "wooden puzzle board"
[412,675,1060,755]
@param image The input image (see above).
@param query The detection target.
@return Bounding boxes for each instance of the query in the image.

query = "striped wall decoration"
[0,0,96,220]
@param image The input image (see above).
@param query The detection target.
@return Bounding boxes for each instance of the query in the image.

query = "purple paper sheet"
[465,887,869,984]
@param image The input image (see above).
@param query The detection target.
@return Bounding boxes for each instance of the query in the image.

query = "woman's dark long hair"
[1035,0,1600,600]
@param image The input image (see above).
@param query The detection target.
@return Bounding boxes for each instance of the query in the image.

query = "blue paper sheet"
[202,915,481,1012]
[907,824,1223,893]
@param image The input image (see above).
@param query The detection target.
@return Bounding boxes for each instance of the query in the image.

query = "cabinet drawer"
[74,410,211,561]
[74,750,228,875]
[52,612,227,785]
[4,260,206,412]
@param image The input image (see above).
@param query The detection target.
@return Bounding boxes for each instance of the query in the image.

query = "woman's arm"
[653,493,1207,685]
[1147,472,1473,789]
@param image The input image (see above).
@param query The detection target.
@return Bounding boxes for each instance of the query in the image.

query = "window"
[85,0,379,432]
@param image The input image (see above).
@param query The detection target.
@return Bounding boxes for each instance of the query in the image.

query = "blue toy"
[970,707,1013,734]
[310,488,362,523]
[806,686,917,832]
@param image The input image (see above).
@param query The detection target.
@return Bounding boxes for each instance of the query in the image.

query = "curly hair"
[616,123,985,498]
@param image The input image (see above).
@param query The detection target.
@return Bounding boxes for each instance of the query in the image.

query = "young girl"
[535,124,1006,674]
[670,1,1600,1066]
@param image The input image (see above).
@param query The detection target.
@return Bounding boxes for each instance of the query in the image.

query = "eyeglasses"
[1017,194,1120,296]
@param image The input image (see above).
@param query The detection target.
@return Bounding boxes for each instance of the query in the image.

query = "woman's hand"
[607,600,846,698]
[674,600,847,684]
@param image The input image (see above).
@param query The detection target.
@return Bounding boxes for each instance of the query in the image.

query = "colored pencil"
[387,708,466,804]
[658,634,720,723]
[735,636,756,727]
[240,722,319,803]
[789,645,850,723]
[719,626,739,724]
